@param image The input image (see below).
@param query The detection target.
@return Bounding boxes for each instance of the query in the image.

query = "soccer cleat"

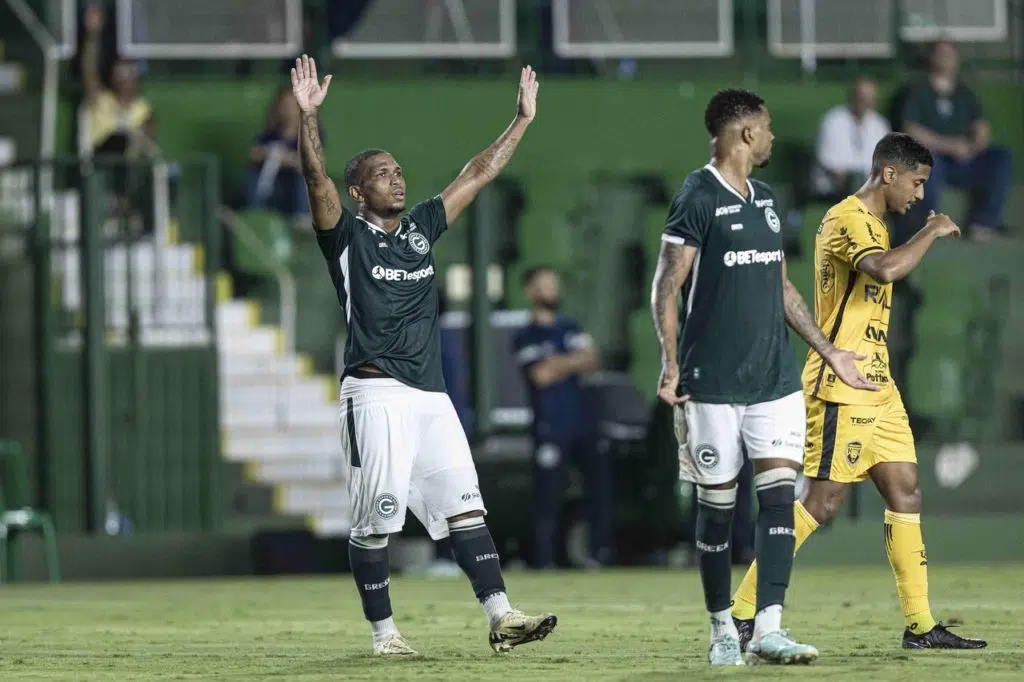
[708,635,746,666]
[744,630,819,665]
[734,616,755,652]
[373,634,419,656]
[488,610,558,653]
[902,623,987,650]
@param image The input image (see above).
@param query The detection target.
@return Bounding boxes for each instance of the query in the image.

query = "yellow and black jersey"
[802,195,895,406]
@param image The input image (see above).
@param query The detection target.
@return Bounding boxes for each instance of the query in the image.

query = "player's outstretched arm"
[651,241,698,405]
[439,66,538,225]
[291,55,341,231]
[781,260,878,392]
[857,211,960,283]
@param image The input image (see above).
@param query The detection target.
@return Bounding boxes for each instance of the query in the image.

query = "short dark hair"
[344,148,389,188]
[871,133,933,174]
[521,265,554,288]
[704,89,766,137]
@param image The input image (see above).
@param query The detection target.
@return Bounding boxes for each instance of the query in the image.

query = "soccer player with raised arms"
[730,132,986,651]
[291,55,556,656]
[651,89,874,666]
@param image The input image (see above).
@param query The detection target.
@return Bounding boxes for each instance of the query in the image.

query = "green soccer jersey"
[662,164,801,405]
[316,196,448,392]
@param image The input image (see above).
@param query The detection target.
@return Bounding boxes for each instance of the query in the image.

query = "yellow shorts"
[803,394,916,483]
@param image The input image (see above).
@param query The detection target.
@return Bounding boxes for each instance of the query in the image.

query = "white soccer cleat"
[488,609,558,653]
[708,635,746,666]
[373,633,419,656]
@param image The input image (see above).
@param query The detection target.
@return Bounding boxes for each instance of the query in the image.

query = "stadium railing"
[0,156,222,535]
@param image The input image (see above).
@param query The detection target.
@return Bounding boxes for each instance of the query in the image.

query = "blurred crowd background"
[0,0,1021,581]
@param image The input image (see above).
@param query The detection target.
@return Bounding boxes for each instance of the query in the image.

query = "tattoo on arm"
[441,118,530,224]
[465,124,523,183]
[651,242,692,366]
[299,112,341,230]
[783,279,832,355]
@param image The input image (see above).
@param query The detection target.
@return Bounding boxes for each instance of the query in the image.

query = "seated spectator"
[245,87,315,224]
[812,77,890,199]
[80,5,157,160]
[901,39,1013,242]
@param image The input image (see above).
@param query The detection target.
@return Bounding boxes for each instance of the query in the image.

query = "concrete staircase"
[216,292,351,536]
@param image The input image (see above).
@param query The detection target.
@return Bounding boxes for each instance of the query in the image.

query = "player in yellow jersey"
[730,133,986,651]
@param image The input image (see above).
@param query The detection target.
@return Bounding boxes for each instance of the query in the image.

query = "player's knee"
[887,484,921,514]
[802,485,846,524]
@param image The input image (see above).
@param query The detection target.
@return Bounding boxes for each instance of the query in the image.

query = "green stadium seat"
[0,439,60,583]
[231,210,293,279]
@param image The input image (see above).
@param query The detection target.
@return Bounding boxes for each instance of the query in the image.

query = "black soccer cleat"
[902,623,987,650]
[734,616,755,653]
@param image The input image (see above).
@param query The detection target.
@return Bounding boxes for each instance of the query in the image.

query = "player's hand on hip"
[825,348,880,392]
[657,361,689,406]
[924,211,961,238]
[290,55,333,114]
[516,66,539,123]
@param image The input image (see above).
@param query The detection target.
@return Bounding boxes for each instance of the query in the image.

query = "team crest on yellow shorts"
[845,441,863,466]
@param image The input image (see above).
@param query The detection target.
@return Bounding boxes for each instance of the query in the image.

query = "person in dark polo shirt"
[512,266,612,569]
[901,39,1013,243]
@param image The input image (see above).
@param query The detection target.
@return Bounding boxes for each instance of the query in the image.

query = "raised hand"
[84,4,104,34]
[825,348,879,392]
[516,66,539,123]
[924,210,962,238]
[290,54,333,114]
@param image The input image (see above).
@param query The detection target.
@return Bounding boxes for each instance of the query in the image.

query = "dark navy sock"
[349,537,392,622]
[448,517,506,602]
[696,486,737,613]
[754,469,797,612]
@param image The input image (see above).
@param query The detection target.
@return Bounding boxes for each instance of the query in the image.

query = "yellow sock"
[884,510,936,634]
[731,501,819,619]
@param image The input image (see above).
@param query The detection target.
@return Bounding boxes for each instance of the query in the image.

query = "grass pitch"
[1,565,1021,680]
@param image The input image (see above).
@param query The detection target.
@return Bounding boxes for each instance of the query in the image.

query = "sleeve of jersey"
[662,183,713,248]
[315,210,356,262]
[829,217,886,268]
[564,320,595,352]
[512,332,544,372]
[409,195,449,244]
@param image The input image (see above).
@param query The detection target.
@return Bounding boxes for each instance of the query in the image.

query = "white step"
[222,404,338,429]
[217,327,282,356]
[220,379,332,412]
[224,432,341,459]
[217,301,257,332]
[220,354,309,379]
[276,482,349,514]
[309,514,351,537]
[248,457,344,482]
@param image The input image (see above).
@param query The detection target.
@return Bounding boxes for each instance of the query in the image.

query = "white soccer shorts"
[673,390,806,486]
[340,376,485,539]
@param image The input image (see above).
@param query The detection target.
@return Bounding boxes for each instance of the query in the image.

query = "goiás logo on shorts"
[371,264,435,282]
[722,248,784,268]
[374,493,399,519]
[694,443,720,470]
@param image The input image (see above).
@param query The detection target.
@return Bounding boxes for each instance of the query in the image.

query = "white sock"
[710,608,739,643]
[753,604,783,640]
[371,616,398,643]
[482,592,512,627]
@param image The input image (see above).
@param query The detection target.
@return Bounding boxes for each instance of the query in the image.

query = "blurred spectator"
[901,40,1013,242]
[812,77,890,200]
[80,5,157,160]
[512,267,612,569]
[245,87,315,226]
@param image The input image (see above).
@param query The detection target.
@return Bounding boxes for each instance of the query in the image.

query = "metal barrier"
[0,156,222,534]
